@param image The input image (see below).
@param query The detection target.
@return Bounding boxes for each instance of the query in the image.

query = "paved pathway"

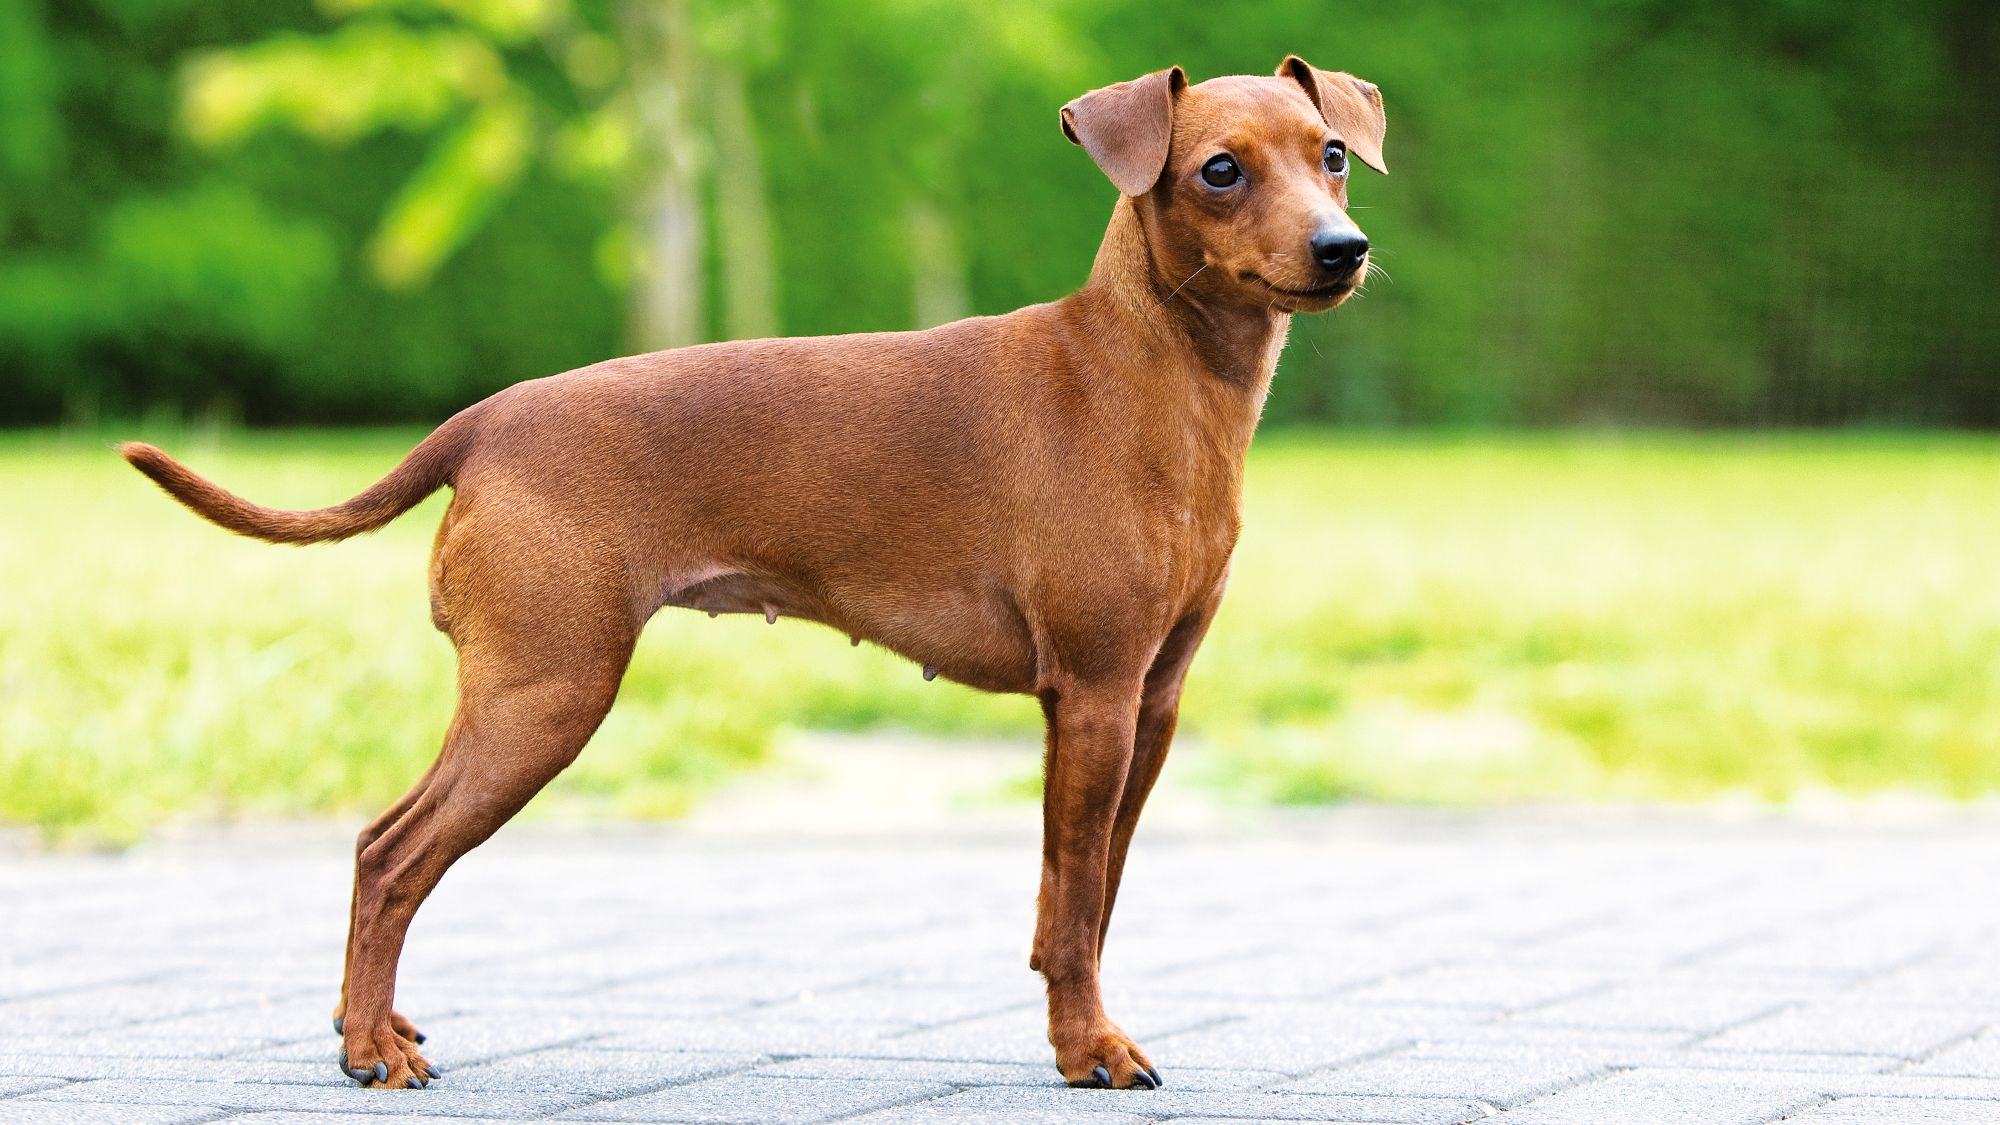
[5,809,2000,1123]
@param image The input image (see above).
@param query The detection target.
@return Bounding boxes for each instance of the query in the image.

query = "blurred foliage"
[1,0,1997,425]
[0,0,622,424]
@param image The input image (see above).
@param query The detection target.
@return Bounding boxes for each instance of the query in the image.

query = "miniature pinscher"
[123,56,1386,1090]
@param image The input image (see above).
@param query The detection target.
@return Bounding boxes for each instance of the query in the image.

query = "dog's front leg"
[1034,679,1161,1089]
[1099,600,1219,959]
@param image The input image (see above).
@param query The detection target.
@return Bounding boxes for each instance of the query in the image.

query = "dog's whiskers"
[1160,264,1200,308]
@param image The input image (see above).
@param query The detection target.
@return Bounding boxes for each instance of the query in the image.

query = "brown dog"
[122,57,1384,1091]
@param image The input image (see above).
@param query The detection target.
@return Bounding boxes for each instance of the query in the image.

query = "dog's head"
[1062,57,1386,313]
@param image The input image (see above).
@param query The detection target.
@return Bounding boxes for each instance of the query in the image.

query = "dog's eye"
[1200,155,1241,189]
[1324,141,1348,176]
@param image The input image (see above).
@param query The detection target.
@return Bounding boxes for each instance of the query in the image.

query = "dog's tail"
[119,407,482,545]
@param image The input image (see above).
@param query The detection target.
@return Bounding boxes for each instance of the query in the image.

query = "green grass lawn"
[4,429,1997,842]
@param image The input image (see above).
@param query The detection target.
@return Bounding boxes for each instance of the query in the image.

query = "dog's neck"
[1072,199,1290,397]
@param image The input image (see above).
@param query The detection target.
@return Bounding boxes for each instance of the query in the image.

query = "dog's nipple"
[850,635,862,647]
[707,610,719,619]
[923,664,938,682]
[763,605,779,624]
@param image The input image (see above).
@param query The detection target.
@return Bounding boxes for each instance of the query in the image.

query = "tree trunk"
[623,0,705,351]
[707,63,779,341]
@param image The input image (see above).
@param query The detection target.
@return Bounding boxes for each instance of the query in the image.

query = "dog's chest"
[1132,441,1243,606]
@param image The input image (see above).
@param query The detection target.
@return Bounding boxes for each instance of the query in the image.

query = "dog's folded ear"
[1060,66,1187,197]
[1278,56,1387,174]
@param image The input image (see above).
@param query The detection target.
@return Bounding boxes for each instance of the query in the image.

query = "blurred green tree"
[0,0,625,423]
[0,0,1994,426]
[176,0,1096,347]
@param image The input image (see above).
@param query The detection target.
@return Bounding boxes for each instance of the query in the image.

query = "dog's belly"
[653,569,1039,694]
[659,570,816,623]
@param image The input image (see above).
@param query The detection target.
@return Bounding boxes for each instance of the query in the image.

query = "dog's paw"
[1055,1022,1162,1090]
[339,1025,438,1090]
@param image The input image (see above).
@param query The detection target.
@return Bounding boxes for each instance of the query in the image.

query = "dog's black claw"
[407,1077,422,1089]
[1130,1068,1158,1089]
[413,1031,427,1045]
[332,1015,344,1035]
[1146,1066,1163,1088]
[425,1064,440,1080]
[339,1048,368,1084]
[1092,1065,1112,1088]
[372,1061,388,1084]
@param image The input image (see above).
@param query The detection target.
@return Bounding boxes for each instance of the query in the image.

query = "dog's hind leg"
[333,758,439,1044]
[337,528,637,1089]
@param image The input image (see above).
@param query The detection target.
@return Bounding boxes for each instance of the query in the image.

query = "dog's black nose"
[1311,229,1369,274]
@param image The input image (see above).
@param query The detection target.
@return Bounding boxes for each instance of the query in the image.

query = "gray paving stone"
[842,1012,1065,1066]
[750,1055,1284,1092]
[914,1086,1485,1122]
[1279,1055,1608,1107]
[551,1075,952,1122]
[1143,1004,1471,1073]
[1785,1095,2000,1122]
[1693,919,1951,976]
[1144,1112,1424,1120]
[0,1032,278,1060]
[602,960,890,1007]
[1520,914,1774,973]
[849,1102,1151,1124]
[1489,1071,1826,1124]
[8,815,2000,1121]
[1590,1068,2000,1102]
[1645,1048,1903,1075]
[1160,1112,1456,1120]
[441,1047,766,1097]
[0,1104,229,1124]
[0,962,165,1004]
[752,984,1032,1028]
[1699,1002,1992,1057]
[0,981,310,1034]
[1406,1024,1684,1065]
[1141,942,1445,1002]
[116,1005,331,1047]
[1910,1030,2000,1078]
[224,1116,544,1125]
[589,1016,916,1056]
[1820,1074,2000,1100]
[17,1077,590,1117]
[0,1055,337,1085]
[1517,979,1809,1034]
[1338,963,1612,1013]
[752,1057,1057,1087]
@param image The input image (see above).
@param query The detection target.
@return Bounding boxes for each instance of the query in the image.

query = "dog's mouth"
[1244,272,1357,307]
